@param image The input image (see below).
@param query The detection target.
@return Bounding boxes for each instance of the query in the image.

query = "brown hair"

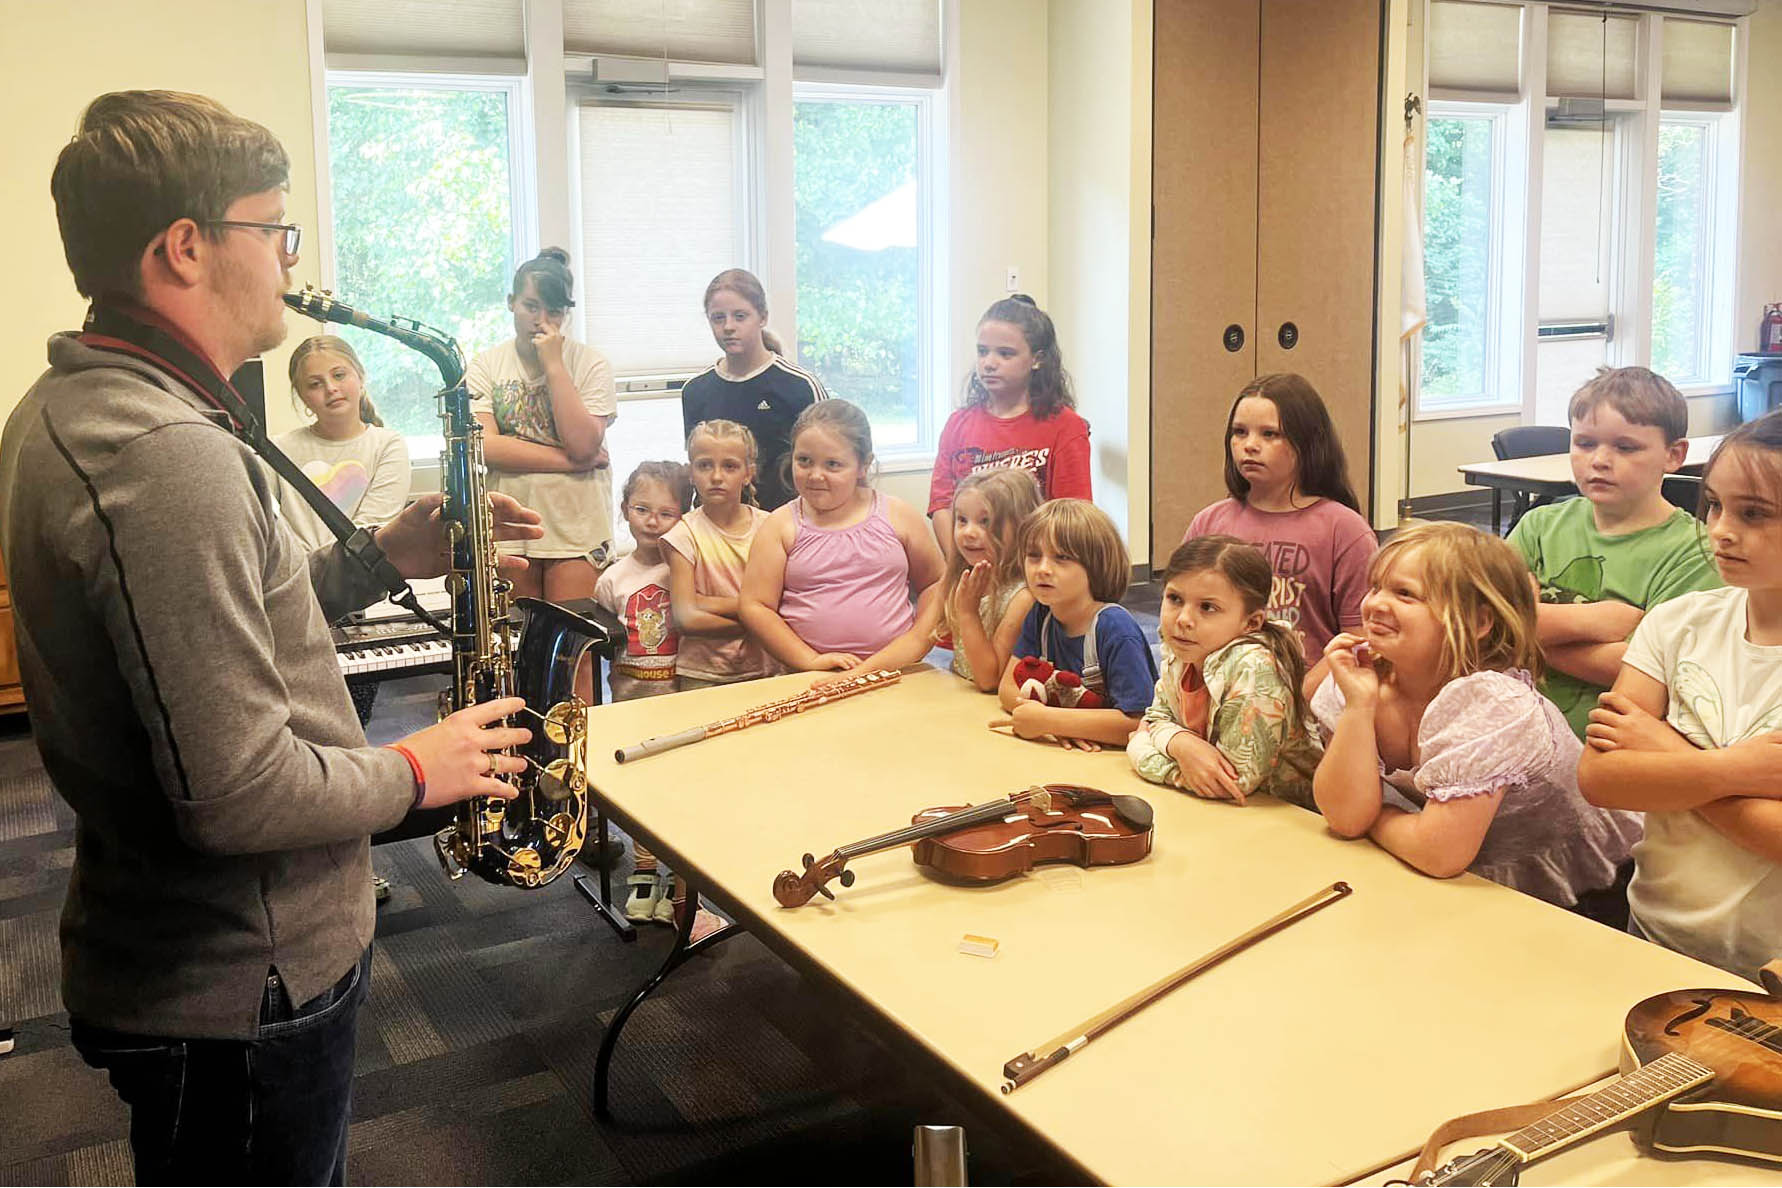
[963,294,1076,418]
[704,268,785,355]
[51,90,290,300]
[1163,535,1310,732]
[1221,373,1361,513]
[1567,366,1689,444]
[789,399,875,487]
[622,459,694,513]
[287,336,383,427]
[687,418,761,507]
[935,468,1044,645]
[512,246,574,311]
[1702,407,1782,524]
[1370,521,1541,685]
[1017,498,1130,604]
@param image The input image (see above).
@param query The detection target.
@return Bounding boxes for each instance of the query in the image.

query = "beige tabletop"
[1458,434,1723,485]
[584,666,1751,1186]
[1353,1071,1780,1185]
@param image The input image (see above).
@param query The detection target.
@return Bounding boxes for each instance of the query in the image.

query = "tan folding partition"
[1150,0,1384,568]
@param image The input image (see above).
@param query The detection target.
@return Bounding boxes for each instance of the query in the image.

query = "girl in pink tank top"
[740,400,946,677]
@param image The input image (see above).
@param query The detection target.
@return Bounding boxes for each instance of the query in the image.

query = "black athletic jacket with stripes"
[0,334,413,1040]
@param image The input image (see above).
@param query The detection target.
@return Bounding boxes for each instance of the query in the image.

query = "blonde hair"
[1371,520,1541,684]
[686,418,760,507]
[935,468,1044,645]
[789,398,876,488]
[1017,498,1131,604]
[287,335,382,427]
[1164,535,1309,732]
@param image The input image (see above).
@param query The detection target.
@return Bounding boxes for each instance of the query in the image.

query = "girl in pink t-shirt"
[928,295,1092,562]
[742,400,946,681]
[1184,373,1376,690]
[662,420,779,689]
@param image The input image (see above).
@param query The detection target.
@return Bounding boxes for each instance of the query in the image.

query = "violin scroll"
[773,850,854,907]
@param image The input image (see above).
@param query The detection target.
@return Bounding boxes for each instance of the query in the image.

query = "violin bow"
[1000,881,1353,1094]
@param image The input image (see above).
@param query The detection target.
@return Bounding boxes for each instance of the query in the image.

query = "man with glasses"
[0,91,541,1184]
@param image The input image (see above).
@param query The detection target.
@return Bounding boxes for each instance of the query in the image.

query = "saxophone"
[285,286,606,888]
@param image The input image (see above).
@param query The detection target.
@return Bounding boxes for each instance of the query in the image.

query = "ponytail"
[1247,620,1310,734]
[762,329,784,355]
[358,394,384,428]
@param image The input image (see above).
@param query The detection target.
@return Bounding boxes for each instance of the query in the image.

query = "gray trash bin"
[1735,352,1782,422]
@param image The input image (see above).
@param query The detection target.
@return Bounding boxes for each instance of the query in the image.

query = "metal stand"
[913,1125,968,1186]
[573,809,636,942]
[593,878,741,1118]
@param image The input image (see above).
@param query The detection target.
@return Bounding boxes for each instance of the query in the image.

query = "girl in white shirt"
[273,335,410,553]
[1580,412,1782,980]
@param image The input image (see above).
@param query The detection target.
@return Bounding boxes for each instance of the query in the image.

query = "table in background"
[583,666,1751,1185]
[1459,434,1722,535]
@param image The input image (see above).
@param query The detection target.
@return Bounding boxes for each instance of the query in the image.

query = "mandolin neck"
[1498,1051,1715,1162]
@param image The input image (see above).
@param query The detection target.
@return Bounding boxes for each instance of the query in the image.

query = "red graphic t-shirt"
[594,553,680,699]
[927,404,1093,514]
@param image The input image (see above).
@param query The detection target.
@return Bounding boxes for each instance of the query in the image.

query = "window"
[1653,118,1715,385]
[1420,108,1502,411]
[573,95,748,500]
[324,75,526,444]
[793,89,933,450]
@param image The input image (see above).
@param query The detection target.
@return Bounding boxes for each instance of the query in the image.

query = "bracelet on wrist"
[387,743,426,809]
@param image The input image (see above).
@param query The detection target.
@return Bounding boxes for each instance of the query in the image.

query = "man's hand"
[375,492,544,580]
[398,696,530,810]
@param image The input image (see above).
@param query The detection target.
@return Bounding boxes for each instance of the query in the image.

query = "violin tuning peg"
[838,869,855,887]
[801,852,816,870]
[816,884,835,900]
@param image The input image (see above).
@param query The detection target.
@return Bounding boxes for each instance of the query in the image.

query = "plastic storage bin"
[1735,353,1782,423]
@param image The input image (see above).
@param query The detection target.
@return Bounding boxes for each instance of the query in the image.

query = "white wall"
[1045,0,1151,563]
[0,2,323,433]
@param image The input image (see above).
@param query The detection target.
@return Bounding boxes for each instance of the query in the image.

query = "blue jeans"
[71,947,370,1187]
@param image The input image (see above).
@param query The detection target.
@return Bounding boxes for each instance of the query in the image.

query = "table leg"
[1492,489,1503,536]
[593,878,742,1119]
[573,811,637,943]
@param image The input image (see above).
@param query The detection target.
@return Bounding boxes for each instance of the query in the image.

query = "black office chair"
[1490,425,1573,530]
[1661,473,1703,514]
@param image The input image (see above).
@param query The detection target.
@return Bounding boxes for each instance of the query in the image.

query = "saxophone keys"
[539,758,584,801]
[543,812,580,850]
[541,700,586,745]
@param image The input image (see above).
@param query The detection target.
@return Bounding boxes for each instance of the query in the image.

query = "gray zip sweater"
[0,334,415,1040]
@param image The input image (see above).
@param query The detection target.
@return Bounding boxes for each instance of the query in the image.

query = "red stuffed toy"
[1010,656,1106,710]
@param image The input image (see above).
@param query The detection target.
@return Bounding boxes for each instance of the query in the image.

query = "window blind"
[792,0,942,80]
[1662,18,1735,105]
[321,0,524,59]
[1547,10,1639,99]
[1429,1,1523,93]
[563,0,757,66]
[577,103,741,375]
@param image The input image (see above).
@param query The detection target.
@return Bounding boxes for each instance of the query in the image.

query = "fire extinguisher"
[1764,303,1782,353]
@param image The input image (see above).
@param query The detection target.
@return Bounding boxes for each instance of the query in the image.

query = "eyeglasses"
[207,220,302,257]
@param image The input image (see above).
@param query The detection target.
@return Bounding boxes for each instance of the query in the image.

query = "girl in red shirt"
[928,295,1091,560]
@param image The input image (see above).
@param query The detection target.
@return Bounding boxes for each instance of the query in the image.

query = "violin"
[773,784,1153,907]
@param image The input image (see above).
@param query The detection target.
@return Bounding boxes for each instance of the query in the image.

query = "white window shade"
[321,0,524,58]
[1547,10,1640,99]
[792,0,942,80]
[1662,18,1735,105]
[578,103,740,375]
[563,0,756,66]
[1429,1,1522,94]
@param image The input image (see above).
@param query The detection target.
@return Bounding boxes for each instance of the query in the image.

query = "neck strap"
[79,302,445,636]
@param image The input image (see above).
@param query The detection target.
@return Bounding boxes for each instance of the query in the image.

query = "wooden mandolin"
[1415,961,1782,1185]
